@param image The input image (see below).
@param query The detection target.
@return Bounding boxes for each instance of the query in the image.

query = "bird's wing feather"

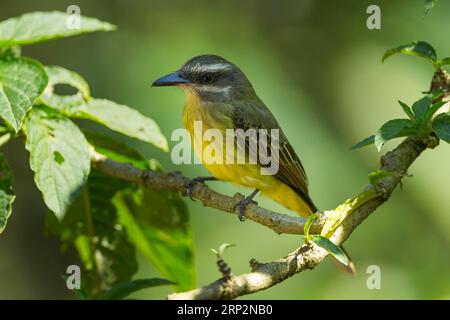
[229,99,316,211]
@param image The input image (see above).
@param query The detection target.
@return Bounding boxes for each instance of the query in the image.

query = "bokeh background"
[0,0,449,299]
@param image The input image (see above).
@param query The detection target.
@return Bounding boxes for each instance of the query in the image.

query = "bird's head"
[152,54,255,101]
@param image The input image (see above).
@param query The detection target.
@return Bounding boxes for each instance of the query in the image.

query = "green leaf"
[375,119,415,151]
[0,153,15,234]
[423,101,447,125]
[382,41,437,64]
[98,278,175,300]
[38,66,90,113]
[114,187,196,291]
[398,100,416,121]
[412,95,433,123]
[74,99,168,151]
[432,113,450,142]
[310,235,350,267]
[0,57,48,131]
[0,11,116,48]
[436,57,450,67]
[24,107,90,219]
[304,212,319,242]
[349,135,375,150]
[46,171,139,297]
[424,0,438,15]
[45,66,90,99]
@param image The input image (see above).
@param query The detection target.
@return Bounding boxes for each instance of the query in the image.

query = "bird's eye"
[200,74,213,84]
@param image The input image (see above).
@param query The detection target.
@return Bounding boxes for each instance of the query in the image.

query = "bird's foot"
[185,176,217,200]
[234,189,259,221]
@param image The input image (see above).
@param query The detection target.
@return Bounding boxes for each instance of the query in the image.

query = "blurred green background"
[0,0,449,299]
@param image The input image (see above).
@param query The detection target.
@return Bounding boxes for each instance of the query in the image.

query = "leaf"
[304,212,319,242]
[86,134,195,291]
[38,66,90,114]
[375,119,415,151]
[424,0,438,16]
[45,66,90,99]
[98,278,175,300]
[349,135,375,150]
[432,113,450,142]
[24,107,90,219]
[74,99,168,151]
[423,101,447,125]
[411,95,433,123]
[382,41,437,64]
[310,235,350,267]
[398,100,416,121]
[0,11,116,48]
[437,57,450,67]
[46,170,139,297]
[114,187,196,291]
[0,57,48,131]
[0,153,15,233]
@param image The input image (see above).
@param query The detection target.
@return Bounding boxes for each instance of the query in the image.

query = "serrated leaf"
[412,95,433,123]
[45,66,90,99]
[432,113,450,142]
[24,107,90,219]
[310,235,350,267]
[74,99,168,151]
[98,278,174,300]
[382,41,437,64]
[375,119,415,151]
[0,11,116,47]
[0,57,48,131]
[398,100,416,121]
[38,66,90,114]
[349,135,375,150]
[0,153,15,233]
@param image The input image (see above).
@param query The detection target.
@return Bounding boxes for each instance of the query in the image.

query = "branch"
[90,134,438,300]
[166,135,438,300]
[90,149,328,235]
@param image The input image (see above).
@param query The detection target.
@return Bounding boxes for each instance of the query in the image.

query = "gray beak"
[151,72,190,87]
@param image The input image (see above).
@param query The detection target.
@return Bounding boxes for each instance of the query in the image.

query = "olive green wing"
[230,99,316,211]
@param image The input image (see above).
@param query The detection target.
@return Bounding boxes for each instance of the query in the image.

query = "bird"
[152,54,317,221]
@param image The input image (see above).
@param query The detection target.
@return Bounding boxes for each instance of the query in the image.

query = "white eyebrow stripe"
[198,85,232,94]
[192,63,232,73]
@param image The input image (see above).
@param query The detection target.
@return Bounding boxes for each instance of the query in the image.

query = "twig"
[90,135,437,300]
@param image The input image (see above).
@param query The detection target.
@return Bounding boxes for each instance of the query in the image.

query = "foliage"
[0,11,195,299]
[352,41,450,151]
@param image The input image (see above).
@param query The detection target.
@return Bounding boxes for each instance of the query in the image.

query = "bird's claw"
[234,197,258,221]
[185,177,217,201]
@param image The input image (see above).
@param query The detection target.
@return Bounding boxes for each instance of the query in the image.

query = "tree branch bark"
[90,134,438,300]
[90,149,328,235]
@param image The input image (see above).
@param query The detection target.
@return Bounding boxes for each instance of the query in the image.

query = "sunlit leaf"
[24,107,90,219]
[0,11,115,47]
[0,57,48,131]
[382,41,437,64]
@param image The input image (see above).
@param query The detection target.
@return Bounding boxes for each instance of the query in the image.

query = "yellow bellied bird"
[152,55,317,221]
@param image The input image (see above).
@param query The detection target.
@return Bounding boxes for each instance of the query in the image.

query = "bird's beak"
[151,72,190,87]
